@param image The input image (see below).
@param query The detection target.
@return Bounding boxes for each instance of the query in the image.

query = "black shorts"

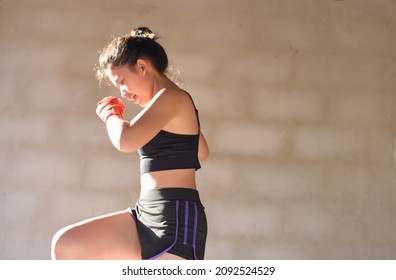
[128,188,207,260]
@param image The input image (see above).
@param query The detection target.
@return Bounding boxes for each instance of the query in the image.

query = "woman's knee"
[51,225,80,260]
[51,227,68,260]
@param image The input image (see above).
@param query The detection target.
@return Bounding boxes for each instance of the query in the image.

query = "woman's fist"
[96,96,125,122]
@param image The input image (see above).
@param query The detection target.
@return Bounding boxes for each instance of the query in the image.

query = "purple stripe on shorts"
[192,201,198,260]
[184,200,189,244]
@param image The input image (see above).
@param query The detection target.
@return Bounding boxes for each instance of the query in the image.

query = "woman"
[51,27,209,260]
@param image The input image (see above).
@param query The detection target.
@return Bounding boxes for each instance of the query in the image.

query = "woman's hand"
[96,96,126,122]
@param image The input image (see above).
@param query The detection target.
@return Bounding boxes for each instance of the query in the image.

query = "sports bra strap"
[183,90,201,132]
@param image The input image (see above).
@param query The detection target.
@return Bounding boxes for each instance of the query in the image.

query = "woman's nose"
[120,88,127,98]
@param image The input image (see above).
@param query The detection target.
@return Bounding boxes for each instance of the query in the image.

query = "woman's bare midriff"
[140,169,197,189]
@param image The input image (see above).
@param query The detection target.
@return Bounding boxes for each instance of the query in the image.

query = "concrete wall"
[1,0,395,259]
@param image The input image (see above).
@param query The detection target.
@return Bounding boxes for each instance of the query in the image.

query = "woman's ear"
[136,59,148,75]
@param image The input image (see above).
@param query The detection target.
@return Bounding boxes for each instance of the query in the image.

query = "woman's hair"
[95,27,168,85]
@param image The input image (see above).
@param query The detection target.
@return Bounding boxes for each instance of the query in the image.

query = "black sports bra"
[137,92,201,174]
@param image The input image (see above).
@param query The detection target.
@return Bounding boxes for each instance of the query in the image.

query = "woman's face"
[106,63,151,107]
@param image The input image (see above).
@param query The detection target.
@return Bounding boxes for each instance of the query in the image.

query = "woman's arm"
[105,93,177,152]
[198,131,209,161]
[103,89,193,153]
[105,116,131,151]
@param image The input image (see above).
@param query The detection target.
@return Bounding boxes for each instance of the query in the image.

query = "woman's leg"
[51,210,141,260]
[153,253,186,260]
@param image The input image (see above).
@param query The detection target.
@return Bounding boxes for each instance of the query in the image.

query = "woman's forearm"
[105,116,133,152]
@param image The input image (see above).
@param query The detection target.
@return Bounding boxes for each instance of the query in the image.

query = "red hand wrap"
[96,96,125,122]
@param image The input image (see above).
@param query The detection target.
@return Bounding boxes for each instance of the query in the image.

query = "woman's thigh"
[153,253,186,260]
[52,210,141,260]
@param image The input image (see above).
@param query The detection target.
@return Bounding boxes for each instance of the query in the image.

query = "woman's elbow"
[198,147,209,161]
[198,132,209,161]
[118,139,137,153]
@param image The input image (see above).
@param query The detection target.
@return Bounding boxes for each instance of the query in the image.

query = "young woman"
[51,27,209,260]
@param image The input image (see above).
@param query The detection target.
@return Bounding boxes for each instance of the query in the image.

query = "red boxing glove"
[96,96,125,122]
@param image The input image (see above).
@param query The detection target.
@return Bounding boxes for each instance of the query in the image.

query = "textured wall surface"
[1,0,395,259]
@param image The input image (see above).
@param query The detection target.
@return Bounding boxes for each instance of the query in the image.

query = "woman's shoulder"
[162,87,189,97]
[156,87,193,106]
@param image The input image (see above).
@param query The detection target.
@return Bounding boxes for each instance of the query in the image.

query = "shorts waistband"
[139,188,201,202]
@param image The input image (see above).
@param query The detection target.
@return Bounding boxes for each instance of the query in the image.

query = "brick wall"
[1,0,395,259]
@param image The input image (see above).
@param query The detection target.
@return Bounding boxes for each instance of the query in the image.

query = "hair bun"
[130,27,156,40]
